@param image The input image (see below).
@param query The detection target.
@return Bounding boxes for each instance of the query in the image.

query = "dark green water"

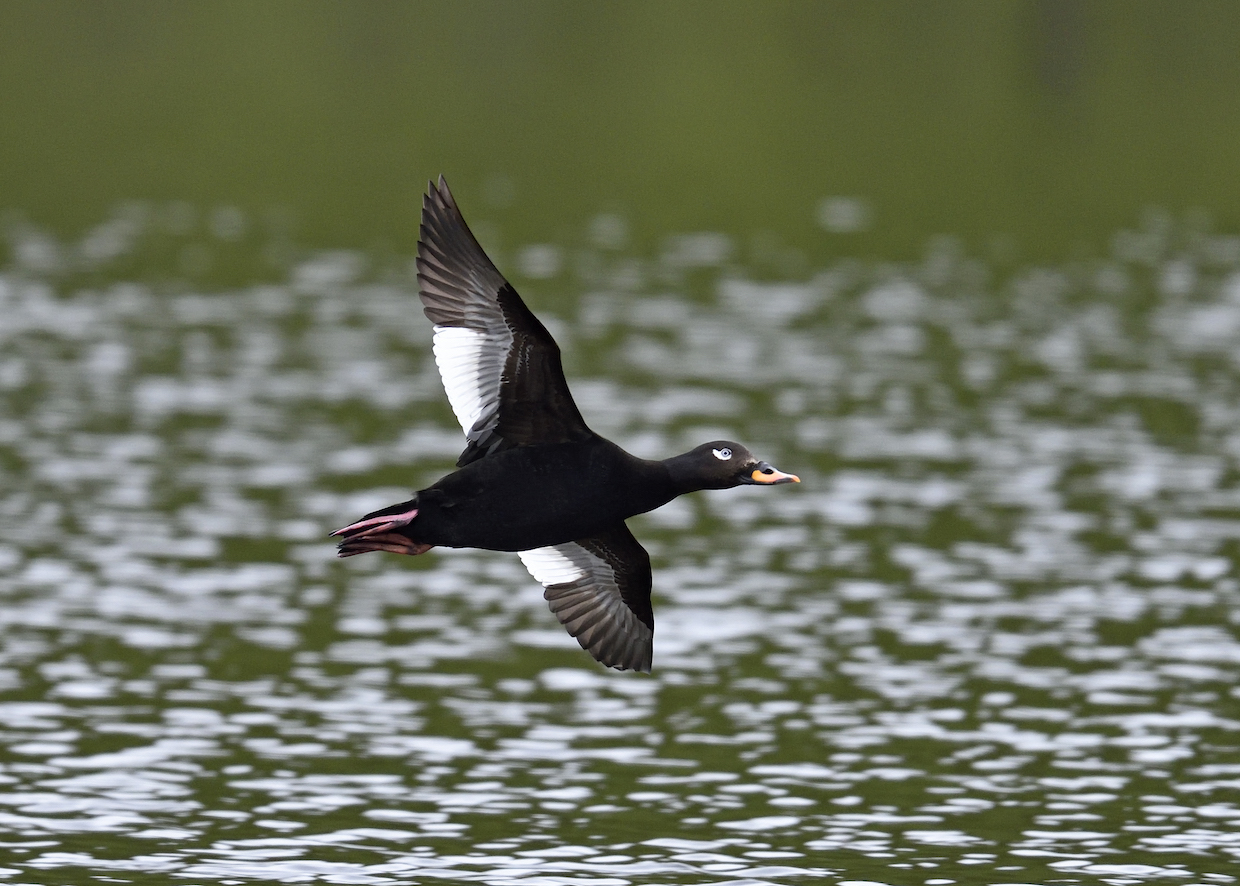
[4,194,1240,883]
[5,2,1240,258]
[5,4,1240,885]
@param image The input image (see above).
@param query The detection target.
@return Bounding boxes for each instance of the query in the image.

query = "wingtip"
[416,173,508,313]
[426,175,454,210]
[610,655,652,674]
[420,175,464,236]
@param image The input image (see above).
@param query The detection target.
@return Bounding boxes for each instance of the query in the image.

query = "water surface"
[3,210,1240,883]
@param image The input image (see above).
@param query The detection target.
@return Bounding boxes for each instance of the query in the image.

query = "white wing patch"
[518,543,654,672]
[518,545,591,585]
[432,325,510,437]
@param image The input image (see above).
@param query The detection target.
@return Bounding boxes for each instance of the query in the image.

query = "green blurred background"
[2,0,1238,261]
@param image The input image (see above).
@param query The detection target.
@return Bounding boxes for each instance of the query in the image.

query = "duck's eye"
[712,447,732,460]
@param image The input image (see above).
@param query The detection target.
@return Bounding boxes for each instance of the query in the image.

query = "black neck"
[662,450,714,494]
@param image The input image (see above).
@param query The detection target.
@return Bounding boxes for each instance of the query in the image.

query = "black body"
[333,177,799,672]
[402,439,677,552]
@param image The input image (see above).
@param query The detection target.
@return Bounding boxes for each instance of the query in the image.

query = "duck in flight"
[332,177,799,672]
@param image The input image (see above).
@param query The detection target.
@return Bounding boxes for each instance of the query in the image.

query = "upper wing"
[518,523,655,673]
[416,177,591,467]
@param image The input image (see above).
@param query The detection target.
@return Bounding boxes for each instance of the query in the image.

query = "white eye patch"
[712,447,732,460]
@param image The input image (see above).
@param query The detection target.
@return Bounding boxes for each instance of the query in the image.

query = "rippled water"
[4,208,1240,884]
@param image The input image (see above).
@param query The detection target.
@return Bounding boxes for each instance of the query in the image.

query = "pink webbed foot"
[332,502,430,557]
[337,533,434,558]
[331,505,419,540]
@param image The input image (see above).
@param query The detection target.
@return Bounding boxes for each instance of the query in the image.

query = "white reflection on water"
[4,212,1240,882]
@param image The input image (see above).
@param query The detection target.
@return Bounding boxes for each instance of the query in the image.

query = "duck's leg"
[332,500,432,557]
[336,533,433,558]
[331,500,420,539]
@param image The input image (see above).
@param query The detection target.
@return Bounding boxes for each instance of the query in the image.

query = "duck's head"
[666,441,800,492]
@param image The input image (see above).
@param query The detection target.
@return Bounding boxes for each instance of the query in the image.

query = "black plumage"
[333,177,798,672]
